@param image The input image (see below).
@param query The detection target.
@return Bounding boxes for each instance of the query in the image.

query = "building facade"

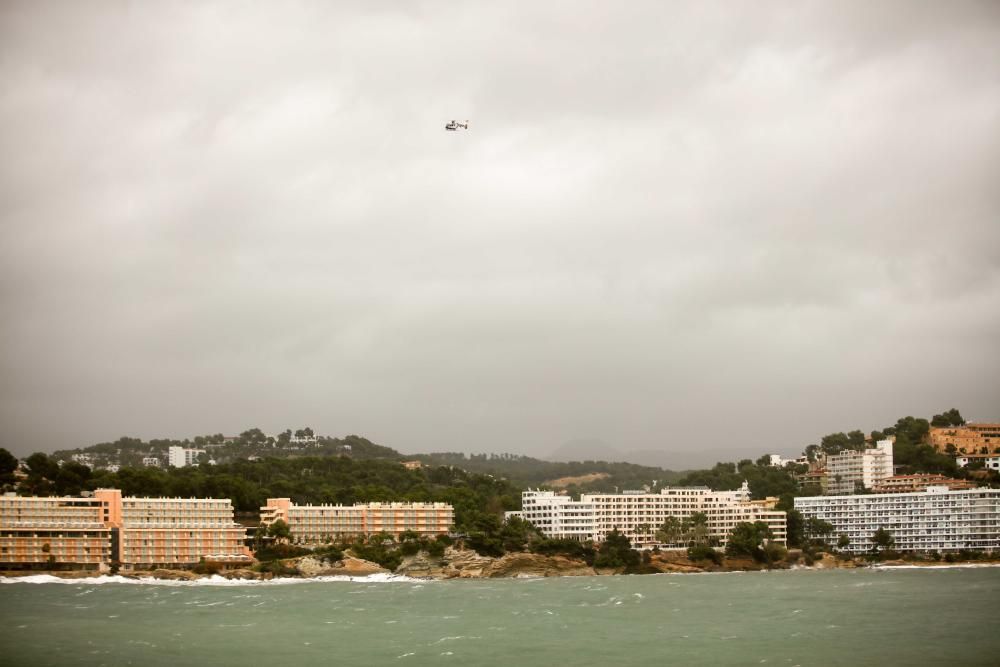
[955,454,1000,471]
[794,486,1000,554]
[0,494,112,570]
[871,474,977,494]
[0,489,252,571]
[513,482,787,549]
[825,439,894,495]
[167,446,206,468]
[260,498,454,544]
[929,422,1000,455]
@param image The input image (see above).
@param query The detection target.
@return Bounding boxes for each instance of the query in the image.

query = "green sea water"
[2,568,998,667]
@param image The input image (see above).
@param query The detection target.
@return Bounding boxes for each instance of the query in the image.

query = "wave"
[0,572,429,587]
[871,563,1000,570]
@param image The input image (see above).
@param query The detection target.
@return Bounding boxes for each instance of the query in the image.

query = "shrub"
[530,538,596,564]
[687,544,722,565]
[312,545,344,565]
[399,541,421,556]
[192,558,222,576]
[256,560,298,577]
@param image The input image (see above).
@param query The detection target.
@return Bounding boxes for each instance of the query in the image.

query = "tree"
[594,530,640,569]
[0,448,17,476]
[837,534,850,551]
[871,527,894,557]
[931,409,965,428]
[24,452,58,480]
[804,517,834,547]
[268,519,291,541]
[656,516,683,546]
[683,512,711,547]
[726,521,773,561]
[783,509,804,549]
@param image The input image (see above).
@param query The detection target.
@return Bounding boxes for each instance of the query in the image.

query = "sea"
[2,567,998,666]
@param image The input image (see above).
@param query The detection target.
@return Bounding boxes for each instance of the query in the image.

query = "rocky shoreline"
[6,547,996,582]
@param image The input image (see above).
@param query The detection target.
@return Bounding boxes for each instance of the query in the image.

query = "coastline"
[5,549,999,584]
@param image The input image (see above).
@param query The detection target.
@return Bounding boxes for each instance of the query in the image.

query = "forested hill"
[411,452,686,492]
[52,430,401,468]
[46,430,689,495]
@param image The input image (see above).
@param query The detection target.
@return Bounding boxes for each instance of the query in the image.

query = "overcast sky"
[1,2,998,464]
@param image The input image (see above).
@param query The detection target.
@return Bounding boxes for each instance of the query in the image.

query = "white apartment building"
[168,446,206,468]
[768,454,808,468]
[795,486,1000,554]
[513,482,787,549]
[825,439,894,495]
[955,455,1000,471]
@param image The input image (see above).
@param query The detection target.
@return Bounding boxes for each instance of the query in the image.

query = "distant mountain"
[547,438,621,462]
[547,439,744,471]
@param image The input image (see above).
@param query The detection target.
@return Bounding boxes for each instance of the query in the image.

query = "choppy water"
[2,567,999,666]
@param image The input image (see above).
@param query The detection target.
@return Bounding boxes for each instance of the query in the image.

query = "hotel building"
[929,422,1000,455]
[0,489,252,571]
[512,482,787,549]
[260,498,454,544]
[825,439,894,495]
[871,474,977,494]
[794,486,1000,554]
[0,494,111,570]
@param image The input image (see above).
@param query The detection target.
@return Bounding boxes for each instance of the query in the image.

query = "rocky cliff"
[395,547,595,579]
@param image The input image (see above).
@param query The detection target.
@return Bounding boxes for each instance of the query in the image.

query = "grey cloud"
[1,2,998,463]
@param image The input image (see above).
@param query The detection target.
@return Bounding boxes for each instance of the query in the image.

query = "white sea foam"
[0,573,428,587]
[872,563,1000,570]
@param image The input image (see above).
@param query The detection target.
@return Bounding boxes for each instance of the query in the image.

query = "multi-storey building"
[0,494,112,570]
[98,490,251,569]
[167,446,206,468]
[513,482,787,549]
[794,486,1000,554]
[929,422,1000,455]
[260,498,454,544]
[955,454,1000,471]
[825,439,894,495]
[0,489,252,571]
[796,467,828,495]
[871,474,977,494]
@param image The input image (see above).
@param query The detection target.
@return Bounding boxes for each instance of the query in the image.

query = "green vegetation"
[725,521,775,562]
[931,409,965,428]
[530,538,596,565]
[0,448,17,488]
[803,517,834,548]
[593,530,640,569]
[678,461,799,500]
[686,544,722,565]
[412,452,686,494]
[870,527,895,559]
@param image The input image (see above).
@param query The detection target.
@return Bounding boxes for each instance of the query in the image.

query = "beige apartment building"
[0,494,112,570]
[872,474,977,494]
[929,423,1000,455]
[0,489,252,571]
[261,498,454,544]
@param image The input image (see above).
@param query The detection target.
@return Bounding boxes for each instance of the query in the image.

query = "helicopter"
[445,120,469,131]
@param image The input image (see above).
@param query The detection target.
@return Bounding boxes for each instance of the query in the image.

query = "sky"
[1,2,999,465]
